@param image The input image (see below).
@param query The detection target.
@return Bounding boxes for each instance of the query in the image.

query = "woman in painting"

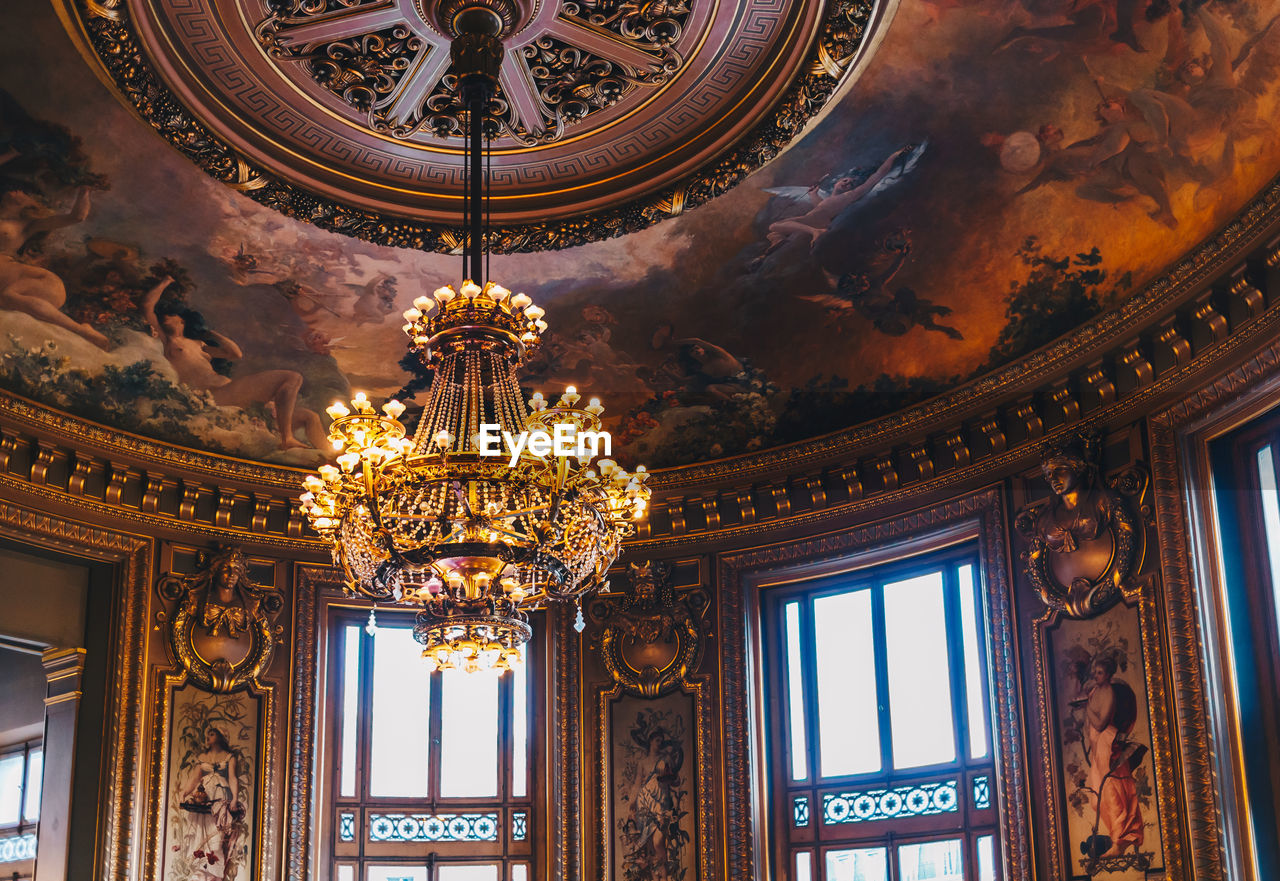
[141,276,327,451]
[1083,656,1145,857]
[0,174,110,349]
[622,712,687,881]
[177,726,246,880]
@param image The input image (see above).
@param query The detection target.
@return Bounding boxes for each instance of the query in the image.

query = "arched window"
[763,544,999,881]
[325,609,540,881]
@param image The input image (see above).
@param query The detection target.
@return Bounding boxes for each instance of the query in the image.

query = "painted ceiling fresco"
[1,0,1279,468]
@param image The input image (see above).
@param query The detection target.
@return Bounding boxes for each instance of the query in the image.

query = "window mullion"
[870,583,894,774]
[801,595,822,783]
[941,563,968,766]
[428,670,444,808]
[357,621,375,862]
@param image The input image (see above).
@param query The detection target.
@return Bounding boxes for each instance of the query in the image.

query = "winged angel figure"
[750,141,928,269]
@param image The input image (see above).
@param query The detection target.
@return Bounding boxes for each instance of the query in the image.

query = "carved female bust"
[1019,434,1142,618]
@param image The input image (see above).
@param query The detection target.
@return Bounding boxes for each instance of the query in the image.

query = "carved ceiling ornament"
[157,546,284,692]
[61,0,880,250]
[588,560,709,697]
[1015,432,1148,619]
[256,0,685,146]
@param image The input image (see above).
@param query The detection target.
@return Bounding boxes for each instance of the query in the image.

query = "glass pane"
[22,748,42,822]
[784,601,809,781]
[512,866,529,881]
[0,754,23,826]
[439,669,500,797]
[1257,445,1280,640]
[513,650,529,798]
[337,867,355,881]
[826,846,888,881]
[795,850,812,881]
[813,590,880,776]
[898,838,965,881]
[367,867,427,881]
[370,627,431,797]
[340,624,361,798]
[957,564,990,760]
[977,835,996,881]
[437,866,500,881]
[883,571,957,768]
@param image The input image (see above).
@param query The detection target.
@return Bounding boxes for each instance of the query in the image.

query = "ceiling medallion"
[301,10,650,672]
[62,0,883,250]
[255,0,685,146]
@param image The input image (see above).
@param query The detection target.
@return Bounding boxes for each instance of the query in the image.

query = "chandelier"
[299,0,650,674]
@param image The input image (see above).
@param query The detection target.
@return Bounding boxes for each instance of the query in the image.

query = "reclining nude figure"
[0,176,109,349]
[142,276,327,451]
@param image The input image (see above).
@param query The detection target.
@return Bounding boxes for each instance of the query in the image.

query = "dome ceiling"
[78,0,878,247]
[1,0,1279,470]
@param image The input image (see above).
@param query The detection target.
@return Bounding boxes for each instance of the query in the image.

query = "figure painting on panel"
[1058,612,1157,876]
[165,688,255,881]
[616,708,691,881]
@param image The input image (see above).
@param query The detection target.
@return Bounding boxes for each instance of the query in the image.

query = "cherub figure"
[751,143,926,268]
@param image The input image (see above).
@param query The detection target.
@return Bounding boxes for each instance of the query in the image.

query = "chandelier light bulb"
[510,292,532,311]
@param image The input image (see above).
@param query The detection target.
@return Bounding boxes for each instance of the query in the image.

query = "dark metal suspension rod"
[462,74,490,284]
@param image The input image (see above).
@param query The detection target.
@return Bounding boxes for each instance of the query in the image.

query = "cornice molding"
[1,202,1277,548]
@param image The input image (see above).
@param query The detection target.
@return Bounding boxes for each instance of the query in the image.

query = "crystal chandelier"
[299,0,650,673]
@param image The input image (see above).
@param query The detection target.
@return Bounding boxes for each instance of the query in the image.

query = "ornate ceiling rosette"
[60,0,887,250]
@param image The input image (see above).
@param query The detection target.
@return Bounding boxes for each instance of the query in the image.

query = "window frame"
[320,605,544,881]
[1207,409,1280,878]
[0,738,42,868]
[760,541,1000,881]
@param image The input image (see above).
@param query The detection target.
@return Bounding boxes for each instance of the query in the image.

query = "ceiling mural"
[1,0,1278,468]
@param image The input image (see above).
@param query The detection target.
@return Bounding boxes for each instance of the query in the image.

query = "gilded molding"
[0,498,152,880]
[61,0,875,252]
[1014,432,1147,618]
[1029,575,1189,880]
[284,565,341,881]
[156,546,286,692]
[587,560,710,698]
[593,675,716,880]
[1143,336,1280,881]
[0,191,1277,552]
